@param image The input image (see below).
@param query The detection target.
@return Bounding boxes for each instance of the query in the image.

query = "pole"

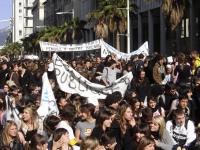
[127,0,130,53]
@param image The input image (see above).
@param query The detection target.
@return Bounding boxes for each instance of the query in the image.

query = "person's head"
[57,97,68,110]
[100,133,117,150]
[191,50,199,59]
[137,136,155,150]
[22,104,38,123]
[141,108,153,124]
[2,120,18,145]
[165,82,177,95]
[85,60,91,69]
[173,109,186,126]
[11,63,19,72]
[31,85,41,95]
[71,60,76,68]
[80,136,100,150]
[107,59,117,69]
[147,96,157,109]
[3,84,9,93]
[97,109,113,130]
[177,53,186,64]
[135,124,151,142]
[178,95,188,109]
[138,54,144,60]
[105,91,122,110]
[124,89,137,102]
[9,85,19,97]
[137,70,146,80]
[60,104,76,123]
[156,55,164,65]
[80,103,95,120]
[43,115,60,135]
[125,63,133,71]
[149,116,165,137]
[53,128,69,145]
[1,62,8,70]
[129,97,140,112]
[119,104,133,134]
[70,94,86,114]
[179,86,192,99]
[33,94,41,109]
[29,134,48,150]
[96,57,101,64]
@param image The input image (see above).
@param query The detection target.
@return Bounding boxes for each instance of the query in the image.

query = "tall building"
[32,0,46,32]
[12,0,34,42]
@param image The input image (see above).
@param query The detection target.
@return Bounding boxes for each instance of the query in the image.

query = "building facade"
[133,0,200,55]
[41,0,200,54]
[32,0,45,32]
[12,0,34,42]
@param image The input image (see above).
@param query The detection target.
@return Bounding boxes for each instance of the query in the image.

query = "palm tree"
[1,42,22,58]
[161,0,187,30]
[88,0,136,50]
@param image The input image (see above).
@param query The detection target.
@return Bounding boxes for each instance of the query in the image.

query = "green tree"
[145,0,188,30]
[88,0,136,50]
[0,42,22,57]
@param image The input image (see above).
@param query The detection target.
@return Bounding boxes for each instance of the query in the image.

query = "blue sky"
[0,0,12,29]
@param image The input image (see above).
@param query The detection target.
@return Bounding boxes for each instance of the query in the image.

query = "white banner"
[37,72,59,120]
[40,39,149,60]
[40,39,102,52]
[101,41,149,59]
[53,53,133,100]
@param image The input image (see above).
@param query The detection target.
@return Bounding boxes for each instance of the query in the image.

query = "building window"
[181,18,189,38]
[19,16,22,21]
[19,9,22,13]
[19,30,22,36]
[19,2,22,6]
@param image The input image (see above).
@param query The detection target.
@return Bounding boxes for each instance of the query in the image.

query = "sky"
[0,0,12,30]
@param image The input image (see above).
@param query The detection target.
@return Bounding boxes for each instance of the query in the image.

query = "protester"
[75,103,96,143]
[166,109,196,149]
[1,48,200,150]
[0,120,24,150]
[149,115,175,150]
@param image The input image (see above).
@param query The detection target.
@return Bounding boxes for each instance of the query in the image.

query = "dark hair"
[60,104,76,122]
[165,82,176,91]
[137,136,155,150]
[44,115,60,134]
[107,59,117,67]
[80,103,95,118]
[141,107,153,123]
[100,132,116,146]
[138,54,144,59]
[53,128,68,142]
[147,96,157,103]
[104,91,122,107]
[29,134,47,149]
[135,123,151,136]
[173,108,185,117]
[96,109,113,129]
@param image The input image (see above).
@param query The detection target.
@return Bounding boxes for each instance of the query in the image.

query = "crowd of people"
[0,50,200,150]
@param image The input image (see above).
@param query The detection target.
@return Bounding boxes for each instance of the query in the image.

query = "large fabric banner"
[37,72,59,120]
[101,41,149,59]
[40,39,102,52]
[40,39,149,60]
[52,53,133,100]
